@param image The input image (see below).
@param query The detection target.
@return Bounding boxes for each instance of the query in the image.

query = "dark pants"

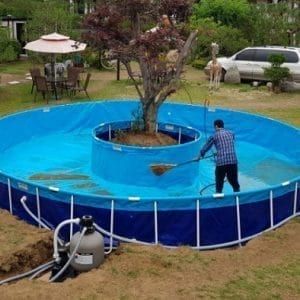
[215,164,240,193]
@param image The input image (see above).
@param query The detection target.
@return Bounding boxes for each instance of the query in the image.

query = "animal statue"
[161,14,172,28]
[209,42,222,90]
[166,49,179,73]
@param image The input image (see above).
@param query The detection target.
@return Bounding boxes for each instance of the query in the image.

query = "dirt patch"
[0,73,28,86]
[0,210,52,278]
[0,210,299,299]
[112,131,177,147]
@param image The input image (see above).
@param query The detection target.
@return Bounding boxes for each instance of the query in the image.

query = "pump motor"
[69,215,105,272]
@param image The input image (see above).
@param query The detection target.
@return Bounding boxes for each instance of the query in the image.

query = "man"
[200,119,240,193]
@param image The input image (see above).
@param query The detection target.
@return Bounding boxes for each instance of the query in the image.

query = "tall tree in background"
[25,0,80,41]
[190,0,251,58]
[192,0,251,29]
[0,0,42,19]
[250,2,299,46]
[83,0,197,132]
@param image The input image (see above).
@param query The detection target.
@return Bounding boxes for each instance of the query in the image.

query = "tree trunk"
[143,101,159,133]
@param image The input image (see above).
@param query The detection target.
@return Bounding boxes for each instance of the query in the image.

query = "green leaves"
[25,0,79,41]
[192,0,251,28]
[0,28,21,63]
[264,54,290,90]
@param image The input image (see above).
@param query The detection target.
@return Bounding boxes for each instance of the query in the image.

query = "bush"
[82,49,100,69]
[192,0,251,29]
[0,28,21,63]
[9,40,22,55]
[0,45,18,62]
[264,54,290,93]
[191,58,209,70]
[190,18,249,58]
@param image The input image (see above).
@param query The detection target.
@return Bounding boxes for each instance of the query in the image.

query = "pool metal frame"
[1,173,299,250]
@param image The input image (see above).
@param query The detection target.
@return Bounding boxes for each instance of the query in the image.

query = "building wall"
[1,19,25,40]
[69,0,96,14]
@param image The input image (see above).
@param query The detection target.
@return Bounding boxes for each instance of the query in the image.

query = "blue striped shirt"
[200,128,237,166]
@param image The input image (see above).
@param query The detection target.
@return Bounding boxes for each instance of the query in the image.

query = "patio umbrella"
[24,32,87,77]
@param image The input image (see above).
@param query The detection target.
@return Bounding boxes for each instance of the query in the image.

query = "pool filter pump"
[50,215,105,282]
[69,215,105,272]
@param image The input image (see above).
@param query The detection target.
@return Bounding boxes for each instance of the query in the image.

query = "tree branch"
[124,61,144,99]
[155,30,198,105]
[174,30,198,79]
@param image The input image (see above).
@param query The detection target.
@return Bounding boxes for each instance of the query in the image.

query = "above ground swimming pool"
[0,100,299,249]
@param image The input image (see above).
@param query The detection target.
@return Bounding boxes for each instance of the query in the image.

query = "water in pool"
[0,129,299,197]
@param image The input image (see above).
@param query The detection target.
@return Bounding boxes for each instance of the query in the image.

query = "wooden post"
[117,59,120,81]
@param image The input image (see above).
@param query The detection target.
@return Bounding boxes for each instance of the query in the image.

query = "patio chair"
[64,67,82,95]
[29,68,41,94]
[70,73,91,99]
[34,75,54,103]
[67,66,83,80]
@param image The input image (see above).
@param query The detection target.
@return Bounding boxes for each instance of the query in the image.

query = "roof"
[245,46,300,51]
[1,16,27,21]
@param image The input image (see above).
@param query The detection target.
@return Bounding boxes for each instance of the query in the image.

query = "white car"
[204,46,300,82]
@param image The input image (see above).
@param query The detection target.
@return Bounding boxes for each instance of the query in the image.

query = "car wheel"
[220,69,226,82]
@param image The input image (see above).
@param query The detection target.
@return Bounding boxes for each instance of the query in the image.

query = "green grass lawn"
[217,258,300,299]
[0,60,36,75]
[1,78,299,126]
[1,62,299,127]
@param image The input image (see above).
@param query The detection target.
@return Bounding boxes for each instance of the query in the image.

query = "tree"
[249,3,300,46]
[264,54,290,93]
[82,0,197,133]
[25,0,80,41]
[190,17,249,58]
[192,0,251,29]
[0,0,41,19]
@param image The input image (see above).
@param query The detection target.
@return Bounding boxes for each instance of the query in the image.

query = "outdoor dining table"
[46,76,66,100]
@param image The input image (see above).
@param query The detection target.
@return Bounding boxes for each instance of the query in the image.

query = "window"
[254,50,270,62]
[278,50,299,63]
[254,49,299,63]
[235,49,255,61]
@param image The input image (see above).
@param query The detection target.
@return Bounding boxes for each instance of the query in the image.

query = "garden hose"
[0,260,55,286]
[203,98,210,142]
[181,80,193,104]
[199,179,228,196]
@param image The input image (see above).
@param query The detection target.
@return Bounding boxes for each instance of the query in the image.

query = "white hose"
[53,218,80,261]
[0,260,55,286]
[49,227,87,283]
[20,196,65,246]
[20,196,51,230]
[29,262,54,280]
[93,223,150,246]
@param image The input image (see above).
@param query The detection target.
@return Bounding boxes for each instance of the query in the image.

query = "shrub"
[190,18,249,58]
[264,54,290,93]
[0,28,21,63]
[192,0,251,29]
[82,49,101,69]
[9,40,21,55]
[191,58,209,70]
[0,45,18,62]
